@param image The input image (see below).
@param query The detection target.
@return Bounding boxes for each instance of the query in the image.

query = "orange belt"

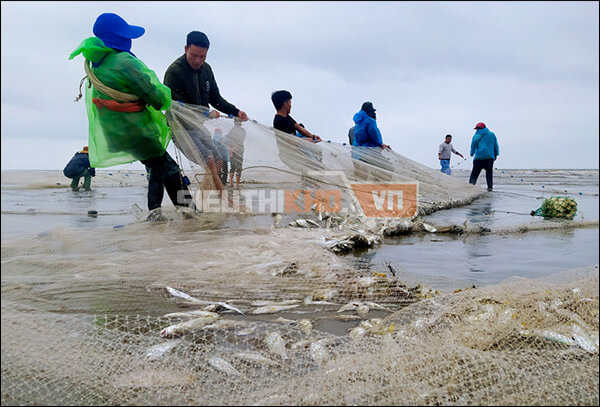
[92,98,145,113]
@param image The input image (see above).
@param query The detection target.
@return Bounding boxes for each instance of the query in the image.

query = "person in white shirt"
[438,134,464,175]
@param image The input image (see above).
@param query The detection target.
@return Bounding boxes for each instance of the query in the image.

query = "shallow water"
[2,169,598,406]
[2,169,598,291]
[353,169,599,286]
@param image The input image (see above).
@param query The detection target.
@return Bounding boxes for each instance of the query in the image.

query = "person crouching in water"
[63,146,95,191]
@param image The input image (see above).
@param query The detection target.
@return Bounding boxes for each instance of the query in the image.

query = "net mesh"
[1,223,598,405]
[165,102,482,216]
[2,104,598,405]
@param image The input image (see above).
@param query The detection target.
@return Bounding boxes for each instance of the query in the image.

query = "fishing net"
[2,104,598,405]
[1,222,598,406]
[164,102,482,217]
[531,196,578,219]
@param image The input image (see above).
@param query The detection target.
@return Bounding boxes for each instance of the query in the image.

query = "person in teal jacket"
[469,122,499,191]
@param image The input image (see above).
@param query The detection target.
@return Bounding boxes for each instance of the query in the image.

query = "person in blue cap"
[70,13,196,220]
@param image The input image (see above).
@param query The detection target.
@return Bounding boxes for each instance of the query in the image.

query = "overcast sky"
[1,1,598,170]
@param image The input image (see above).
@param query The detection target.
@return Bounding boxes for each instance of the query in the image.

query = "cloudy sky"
[1,1,598,170]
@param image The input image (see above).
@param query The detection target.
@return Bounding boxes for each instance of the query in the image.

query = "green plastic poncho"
[69,37,172,167]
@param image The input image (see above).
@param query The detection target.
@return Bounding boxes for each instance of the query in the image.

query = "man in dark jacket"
[164,31,248,192]
[63,146,95,191]
[164,31,248,121]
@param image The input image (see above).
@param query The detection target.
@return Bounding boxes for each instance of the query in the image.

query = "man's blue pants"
[440,159,451,175]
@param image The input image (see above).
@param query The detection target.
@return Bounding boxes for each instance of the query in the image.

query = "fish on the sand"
[160,315,220,338]
[252,304,300,314]
[208,356,241,376]
[147,339,182,361]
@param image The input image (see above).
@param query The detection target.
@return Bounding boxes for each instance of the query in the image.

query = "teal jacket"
[470,128,499,160]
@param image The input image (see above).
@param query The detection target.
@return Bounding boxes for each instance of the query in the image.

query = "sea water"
[2,169,598,291]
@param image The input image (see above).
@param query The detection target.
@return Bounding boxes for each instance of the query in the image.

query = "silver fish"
[160,315,220,338]
[337,302,361,313]
[232,352,280,366]
[540,330,575,346]
[200,319,247,331]
[162,310,220,319]
[329,314,362,321]
[297,319,313,335]
[273,317,296,324]
[264,331,287,358]
[423,223,437,233]
[572,324,598,353]
[309,342,328,365]
[252,304,300,314]
[166,286,196,301]
[251,300,299,307]
[356,304,370,318]
[305,219,321,228]
[165,286,244,315]
[236,326,257,336]
[348,326,367,340]
[208,356,241,376]
[147,339,182,361]
[364,301,390,311]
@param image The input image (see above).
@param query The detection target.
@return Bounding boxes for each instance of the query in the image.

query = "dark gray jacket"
[163,55,239,117]
[63,152,95,178]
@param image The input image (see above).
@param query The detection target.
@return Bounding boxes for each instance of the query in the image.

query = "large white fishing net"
[165,102,482,217]
[1,103,598,405]
[1,222,598,405]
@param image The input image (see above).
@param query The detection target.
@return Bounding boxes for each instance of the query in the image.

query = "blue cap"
[93,13,145,52]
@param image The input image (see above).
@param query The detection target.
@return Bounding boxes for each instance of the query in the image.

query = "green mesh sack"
[531,196,577,219]
[69,37,172,168]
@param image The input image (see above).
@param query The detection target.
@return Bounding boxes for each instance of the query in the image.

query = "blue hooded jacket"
[352,109,382,148]
[470,127,499,160]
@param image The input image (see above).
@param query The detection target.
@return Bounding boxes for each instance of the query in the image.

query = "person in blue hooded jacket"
[469,122,499,191]
[351,102,391,179]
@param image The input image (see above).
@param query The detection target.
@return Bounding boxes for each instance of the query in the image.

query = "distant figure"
[226,118,247,189]
[212,128,230,185]
[347,126,355,145]
[63,146,95,191]
[438,134,464,175]
[351,102,391,179]
[271,90,322,143]
[469,122,499,191]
